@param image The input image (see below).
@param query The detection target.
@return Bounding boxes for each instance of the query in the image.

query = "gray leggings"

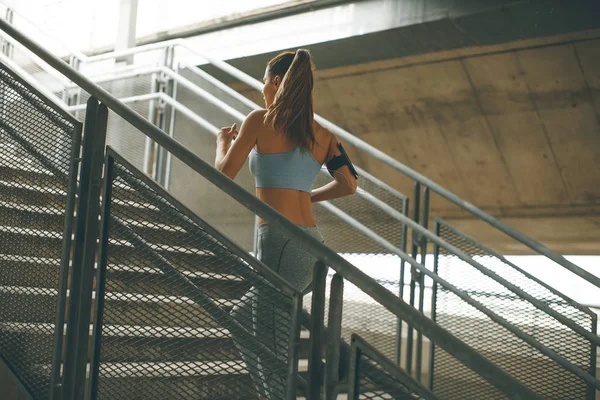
[231,223,324,399]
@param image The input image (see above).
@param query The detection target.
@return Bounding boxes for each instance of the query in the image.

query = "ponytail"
[264,49,315,150]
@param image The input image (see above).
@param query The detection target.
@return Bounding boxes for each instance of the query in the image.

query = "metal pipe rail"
[0,18,548,400]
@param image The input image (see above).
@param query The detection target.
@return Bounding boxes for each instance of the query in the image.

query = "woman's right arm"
[310,134,358,203]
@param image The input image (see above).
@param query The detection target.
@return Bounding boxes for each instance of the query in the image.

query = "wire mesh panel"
[66,73,154,172]
[0,62,80,399]
[305,175,409,365]
[313,171,405,254]
[9,43,68,97]
[432,219,595,399]
[348,334,438,400]
[168,68,257,251]
[91,150,302,400]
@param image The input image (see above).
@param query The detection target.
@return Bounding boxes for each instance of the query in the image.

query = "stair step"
[0,180,67,208]
[0,321,312,364]
[0,285,237,328]
[0,163,63,189]
[0,255,248,299]
[0,200,193,246]
[0,177,172,224]
[0,225,216,268]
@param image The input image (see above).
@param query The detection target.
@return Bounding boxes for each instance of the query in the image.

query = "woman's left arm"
[215,110,263,179]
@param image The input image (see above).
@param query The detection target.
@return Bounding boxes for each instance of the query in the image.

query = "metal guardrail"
[0,17,561,400]
[0,58,82,399]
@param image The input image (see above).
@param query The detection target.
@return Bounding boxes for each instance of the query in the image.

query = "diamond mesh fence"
[168,67,257,251]
[301,172,410,368]
[0,62,79,399]
[65,73,154,172]
[349,334,436,400]
[91,151,302,400]
[432,218,595,400]
[9,43,68,100]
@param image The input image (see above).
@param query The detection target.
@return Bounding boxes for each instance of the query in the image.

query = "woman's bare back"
[254,111,331,226]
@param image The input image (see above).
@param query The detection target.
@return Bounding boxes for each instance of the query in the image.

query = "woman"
[215,49,358,399]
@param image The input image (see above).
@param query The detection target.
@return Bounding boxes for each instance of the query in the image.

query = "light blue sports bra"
[249,147,321,193]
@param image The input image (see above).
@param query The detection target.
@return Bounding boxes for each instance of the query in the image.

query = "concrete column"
[115,0,138,64]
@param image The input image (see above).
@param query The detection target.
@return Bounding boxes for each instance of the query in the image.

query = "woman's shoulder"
[246,108,268,124]
[313,120,334,145]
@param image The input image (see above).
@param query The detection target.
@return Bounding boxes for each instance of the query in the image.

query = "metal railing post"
[588,316,598,400]
[406,182,421,374]
[153,45,176,186]
[308,261,328,399]
[395,198,409,366]
[62,97,108,400]
[325,274,344,400]
[286,294,303,400]
[416,187,430,382]
[1,8,13,58]
[87,152,115,400]
[347,337,362,400]
[429,221,441,391]
[49,122,83,400]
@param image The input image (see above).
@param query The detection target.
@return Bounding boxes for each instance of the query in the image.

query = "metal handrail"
[0,4,87,62]
[0,18,552,399]
[0,29,72,86]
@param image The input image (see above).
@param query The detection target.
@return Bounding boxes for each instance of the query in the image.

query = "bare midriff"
[256,187,316,227]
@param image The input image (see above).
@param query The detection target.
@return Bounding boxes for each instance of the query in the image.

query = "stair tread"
[35,359,310,378]
[0,180,67,196]
[0,200,65,215]
[0,161,55,176]
[0,285,239,307]
[0,225,213,255]
[0,179,157,210]
[0,201,189,236]
[0,321,310,339]
[0,255,242,281]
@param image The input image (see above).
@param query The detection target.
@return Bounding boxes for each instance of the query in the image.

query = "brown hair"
[264,49,315,150]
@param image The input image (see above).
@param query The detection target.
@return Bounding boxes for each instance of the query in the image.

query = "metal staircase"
[0,12,597,400]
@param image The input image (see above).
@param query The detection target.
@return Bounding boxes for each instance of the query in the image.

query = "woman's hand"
[217,123,238,148]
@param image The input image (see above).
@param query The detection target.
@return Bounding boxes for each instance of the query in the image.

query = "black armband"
[326,143,359,179]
